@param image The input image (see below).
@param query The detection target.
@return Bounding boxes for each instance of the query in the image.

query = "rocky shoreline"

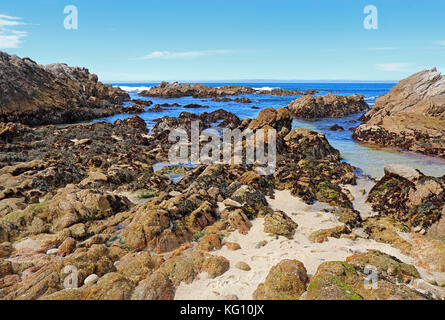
[0,105,443,300]
[354,69,445,159]
[0,53,444,300]
[139,81,320,99]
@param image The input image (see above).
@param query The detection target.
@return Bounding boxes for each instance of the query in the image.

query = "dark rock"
[183,104,209,109]
[139,81,255,98]
[288,94,369,119]
[0,51,129,125]
[131,99,152,106]
[367,165,444,230]
[330,124,345,131]
[123,104,145,114]
[257,89,303,96]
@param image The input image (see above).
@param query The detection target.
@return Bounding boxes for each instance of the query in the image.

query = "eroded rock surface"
[0,51,129,125]
[288,94,369,119]
[140,81,255,98]
[354,68,445,158]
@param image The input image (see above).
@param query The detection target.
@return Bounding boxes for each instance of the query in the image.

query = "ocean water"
[97,82,445,178]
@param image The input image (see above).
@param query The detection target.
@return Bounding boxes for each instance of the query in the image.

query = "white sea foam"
[253,86,281,91]
[115,86,152,93]
[364,96,377,101]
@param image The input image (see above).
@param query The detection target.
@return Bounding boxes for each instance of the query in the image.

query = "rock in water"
[257,89,304,96]
[0,51,129,125]
[288,94,369,119]
[139,81,255,98]
[383,164,422,182]
[354,68,445,158]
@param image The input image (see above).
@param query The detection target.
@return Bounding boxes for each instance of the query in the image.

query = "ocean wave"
[364,96,377,101]
[115,86,152,93]
[253,86,281,91]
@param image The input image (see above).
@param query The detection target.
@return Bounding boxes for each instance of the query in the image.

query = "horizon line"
[103,79,398,84]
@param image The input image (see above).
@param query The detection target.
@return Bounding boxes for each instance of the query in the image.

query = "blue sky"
[1,0,444,81]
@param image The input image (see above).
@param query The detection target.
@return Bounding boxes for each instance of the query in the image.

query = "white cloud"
[375,63,409,72]
[434,40,445,46]
[0,14,21,19]
[0,14,27,49]
[132,50,234,60]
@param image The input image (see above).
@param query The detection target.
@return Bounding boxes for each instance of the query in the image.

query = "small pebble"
[235,261,251,271]
[84,274,99,286]
[223,199,243,208]
[46,249,59,255]
[256,240,268,248]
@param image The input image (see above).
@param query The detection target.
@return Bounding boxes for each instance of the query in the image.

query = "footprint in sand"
[224,274,239,281]
[279,242,295,250]
[250,256,270,263]
[209,280,230,290]
[277,253,289,259]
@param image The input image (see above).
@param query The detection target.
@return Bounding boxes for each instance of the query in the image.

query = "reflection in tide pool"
[292,113,445,178]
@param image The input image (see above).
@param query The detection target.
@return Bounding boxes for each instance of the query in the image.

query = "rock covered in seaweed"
[367,164,444,231]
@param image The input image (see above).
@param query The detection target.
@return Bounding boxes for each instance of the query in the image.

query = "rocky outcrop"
[0,51,129,125]
[7,99,443,301]
[253,260,308,300]
[309,225,349,243]
[367,165,444,231]
[263,211,297,238]
[139,81,255,98]
[274,128,357,207]
[257,89,303,96]
[139,82,319,99]
[239,107,292,133]
[354,68,445,158]
[306,251,426,300]
[212,97,252,103]
[152,109,241,135]
[123,104,145,114]
[288,94,369,119]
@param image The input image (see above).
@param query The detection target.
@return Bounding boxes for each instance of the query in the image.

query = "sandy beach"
[175,183,442,300]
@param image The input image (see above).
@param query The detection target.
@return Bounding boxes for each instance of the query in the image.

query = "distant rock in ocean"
[257,89,304,96]
[139,81,255,99]
[287,93,369,119]
[354,68,445,159]
[0,51,130,125]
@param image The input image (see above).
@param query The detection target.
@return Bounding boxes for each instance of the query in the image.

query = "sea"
[97,82,445,179]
